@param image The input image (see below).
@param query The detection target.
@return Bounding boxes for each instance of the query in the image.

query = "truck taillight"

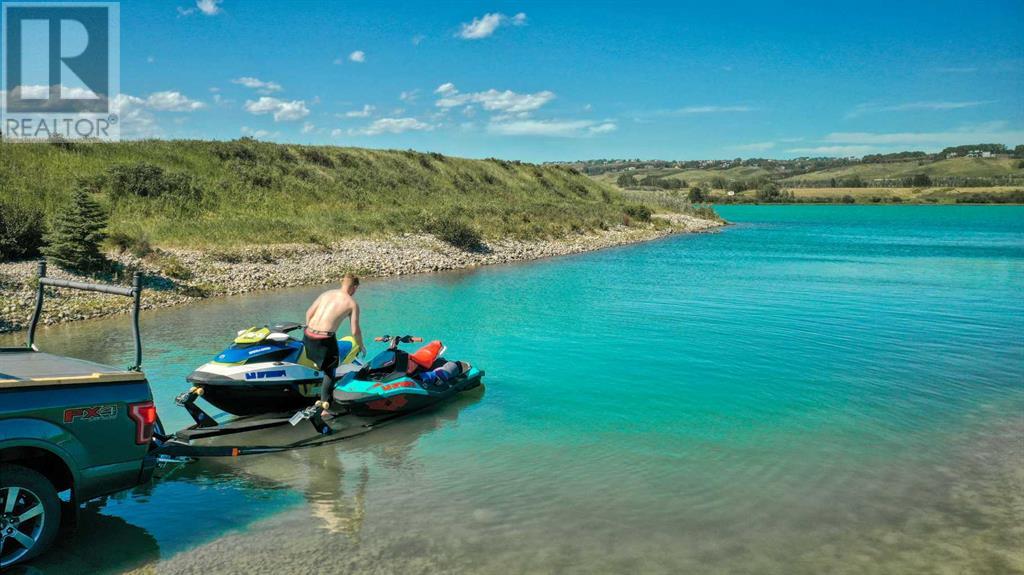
[128,401,157,445]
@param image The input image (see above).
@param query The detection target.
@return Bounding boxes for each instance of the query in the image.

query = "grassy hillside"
[595,165,772,186]
[598,157,1023,188]
[591,156,1024,204]
[0,139,685,248]
[719,186,1024,204]
[780,157,1024,182]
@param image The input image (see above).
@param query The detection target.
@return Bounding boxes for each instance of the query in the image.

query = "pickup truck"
[0,263,158,569]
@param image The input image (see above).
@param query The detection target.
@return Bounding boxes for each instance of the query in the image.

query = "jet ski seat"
[270,322,302,334]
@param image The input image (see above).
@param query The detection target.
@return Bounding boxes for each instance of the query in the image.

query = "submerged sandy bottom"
[28,420,1022,575]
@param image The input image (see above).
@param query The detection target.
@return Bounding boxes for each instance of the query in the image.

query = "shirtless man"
[304,274,365,414]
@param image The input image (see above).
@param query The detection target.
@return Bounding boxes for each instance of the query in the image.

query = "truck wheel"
[0,464,61,569]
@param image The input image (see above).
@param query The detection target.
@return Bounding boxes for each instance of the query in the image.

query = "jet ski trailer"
[154,410,402,458]
[154,334,484,459]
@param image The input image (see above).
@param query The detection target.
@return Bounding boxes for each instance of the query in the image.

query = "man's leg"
[318,351,341,407]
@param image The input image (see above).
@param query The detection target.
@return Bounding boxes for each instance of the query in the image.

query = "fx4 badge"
[64,405,118,423]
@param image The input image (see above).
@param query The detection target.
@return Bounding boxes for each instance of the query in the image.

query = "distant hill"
[575,151,1024,203]
[780,157,1023,184]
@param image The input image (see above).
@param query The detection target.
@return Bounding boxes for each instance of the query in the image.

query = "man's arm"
[350,300,365,354]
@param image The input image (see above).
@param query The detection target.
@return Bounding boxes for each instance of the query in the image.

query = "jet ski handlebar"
[374,335,423,344]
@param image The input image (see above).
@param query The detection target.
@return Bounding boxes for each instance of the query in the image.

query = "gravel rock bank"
[0,216,723,333]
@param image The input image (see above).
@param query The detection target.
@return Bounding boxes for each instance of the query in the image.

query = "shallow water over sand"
[5,205,1023,574]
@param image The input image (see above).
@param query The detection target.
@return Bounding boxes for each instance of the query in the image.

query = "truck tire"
[0,464,61,569]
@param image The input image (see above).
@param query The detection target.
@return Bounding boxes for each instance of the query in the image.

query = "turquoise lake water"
[5,205,1023,574]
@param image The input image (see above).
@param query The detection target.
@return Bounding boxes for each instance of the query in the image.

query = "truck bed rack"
[0,349,146,389]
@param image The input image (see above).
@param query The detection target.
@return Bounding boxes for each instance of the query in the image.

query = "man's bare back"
[305,276,363,352]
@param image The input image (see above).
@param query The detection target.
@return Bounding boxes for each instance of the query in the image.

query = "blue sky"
[100,1,1024,159]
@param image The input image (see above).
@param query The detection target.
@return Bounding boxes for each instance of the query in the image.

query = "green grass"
[596,158,1024,186]
[595,157,1024,203]
[619,189,722,218]
[596,165,772,186]
[780,157,1024,182]
[710,186,1024,204]
[0,139,703,248]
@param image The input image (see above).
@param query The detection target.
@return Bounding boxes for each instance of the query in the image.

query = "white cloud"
[145,91,205,112]
[350,117,433,136]
[344,104,376,118]
[0,84,202,134]
[7,84,100,101]
[487,119,617,137]
[331,128,344,138]
[847,100,993,118]
[112,92,205,114]
[784,122,1024,155]
[111,94,159,138]
[104,89,206,138]
[400,89,420,102]
[459,13,503,39]
[3,83,94,99]
[301,122,316,134]
[231,77,282,94]
[244,97,310,122]
[411,34,426,46]
[434,83,457,96]
[785,145,877,156]
[434,83,555,113]
[197,0,222,15]
[178,0,221,17]
[588,122,617,134]
[823,122,1024,145]
[458,12,527,39]
[349,50,365,63]
[675,105,753,114]
[732,141,776,152]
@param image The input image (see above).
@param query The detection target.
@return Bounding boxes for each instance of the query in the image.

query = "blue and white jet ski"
[180,322,361,419]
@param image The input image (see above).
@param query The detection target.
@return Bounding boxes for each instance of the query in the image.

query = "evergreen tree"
[42,188,108,273]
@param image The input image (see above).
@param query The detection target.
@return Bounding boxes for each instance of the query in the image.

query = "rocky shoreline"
[0,214,723,334]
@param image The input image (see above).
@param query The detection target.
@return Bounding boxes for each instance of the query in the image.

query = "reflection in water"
[307,460,368,539]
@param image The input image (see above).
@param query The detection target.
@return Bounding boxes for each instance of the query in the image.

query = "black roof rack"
[26,261,145,371]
